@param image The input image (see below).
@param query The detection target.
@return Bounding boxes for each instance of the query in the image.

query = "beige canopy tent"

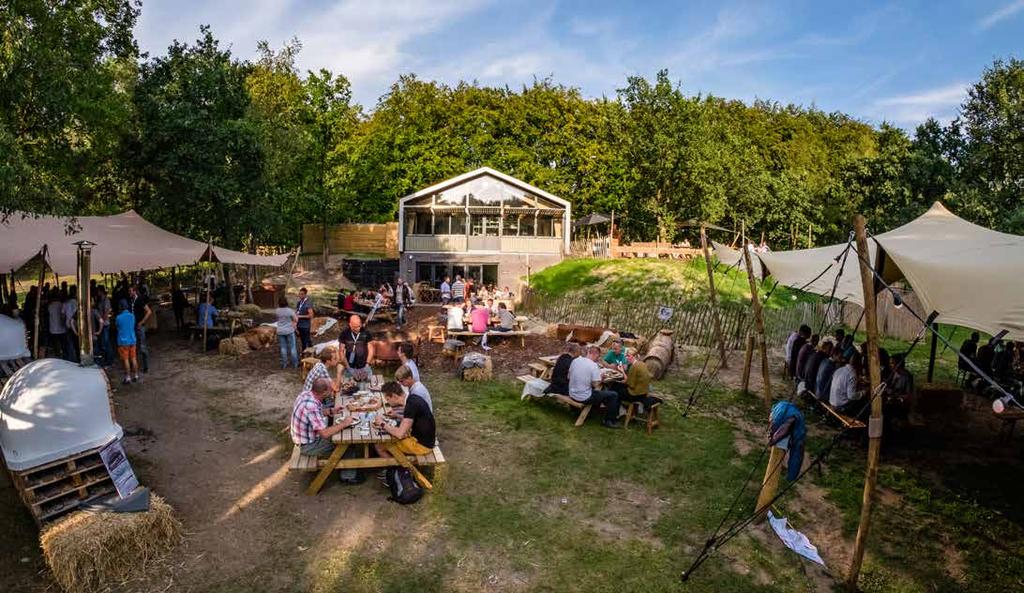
[711,241,764,278]
[0,210,288,275]
[756,202,1024,339]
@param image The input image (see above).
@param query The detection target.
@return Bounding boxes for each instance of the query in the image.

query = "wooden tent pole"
[700,225,728,367]
[846,214,884,589]
[33,246,47,358]
[742,243,771,407]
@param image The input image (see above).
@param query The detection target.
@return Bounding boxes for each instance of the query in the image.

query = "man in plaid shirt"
[291,378,353,457]
[304,344,343,396]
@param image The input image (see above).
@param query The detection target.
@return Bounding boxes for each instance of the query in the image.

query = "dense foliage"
[1,8,1021,248]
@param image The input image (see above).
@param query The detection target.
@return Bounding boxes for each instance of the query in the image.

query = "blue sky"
[135,0,1024,128]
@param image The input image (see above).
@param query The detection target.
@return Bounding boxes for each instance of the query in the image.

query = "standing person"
[95,286,113,367]
[451,275,465,304]
[115,300,139,384]
[393,277,415,329]
[22,285,37,357]
[398,342,419,382]
[342,290,356,312]
[339,314,374,381]
[295,287,314,351]
[568,346,622,428]
[275,296,299,369]
[47,288,69,360]
[63,285,80,363]
[171,284,188,329]
[465,277,475,303]
[440,276,452,305]
[90,299,104,366]
[129,284,152,373]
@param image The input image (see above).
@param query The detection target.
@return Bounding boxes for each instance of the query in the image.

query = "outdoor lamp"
[992,395,1015,414]
[892,294,903,309]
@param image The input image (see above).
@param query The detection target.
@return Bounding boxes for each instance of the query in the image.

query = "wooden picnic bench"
[817,400,866,429]
[289,389,444,495]
[516,375,593,427]
[448,330,528,348]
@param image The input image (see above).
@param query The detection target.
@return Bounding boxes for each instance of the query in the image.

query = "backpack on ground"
[385,467,424,505]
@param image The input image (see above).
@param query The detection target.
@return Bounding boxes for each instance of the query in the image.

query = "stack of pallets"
[6,446,115,526]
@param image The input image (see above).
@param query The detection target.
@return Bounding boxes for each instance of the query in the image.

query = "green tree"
[0,0,139,217]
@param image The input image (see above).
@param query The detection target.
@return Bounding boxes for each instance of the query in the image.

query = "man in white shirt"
[398,342,420,382]
[568,345,622,428]
[396,364,432,410]
[440,276,452,305]
[62,286,80,363]
[829,354,862,414]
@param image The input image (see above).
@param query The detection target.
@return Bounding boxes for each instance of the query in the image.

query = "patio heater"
[74,240,97,366]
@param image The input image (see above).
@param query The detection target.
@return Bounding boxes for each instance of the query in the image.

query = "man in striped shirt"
[291,378,353,457]
[451,275,466,303]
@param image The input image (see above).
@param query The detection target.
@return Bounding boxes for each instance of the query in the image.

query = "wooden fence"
[522,289,848,349]
[301,223,399,258]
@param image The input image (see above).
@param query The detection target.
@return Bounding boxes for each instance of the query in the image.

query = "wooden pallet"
[7,446,115,525]
[0,357,31,380]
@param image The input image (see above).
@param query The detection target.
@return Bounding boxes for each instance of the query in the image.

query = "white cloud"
[871,82,968,125]
[976,0,1024,31]
[568,16,615,37]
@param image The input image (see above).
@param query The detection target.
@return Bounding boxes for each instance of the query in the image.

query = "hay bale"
[40,494,182,593]
[462,356,493,382]
[219,336,250,356]
[236,303,263,318]
[545,324,560,339]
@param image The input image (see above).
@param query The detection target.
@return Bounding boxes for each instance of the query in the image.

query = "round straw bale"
[40,494,182,593]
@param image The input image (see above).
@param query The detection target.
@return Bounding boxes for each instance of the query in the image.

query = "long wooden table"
[305,383,435,495]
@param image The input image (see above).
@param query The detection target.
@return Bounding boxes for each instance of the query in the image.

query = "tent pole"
[33,246,47,359]
[846,214,885,589]
[927,322,938,382]
[742,242,771,407]
[700,225,728,368]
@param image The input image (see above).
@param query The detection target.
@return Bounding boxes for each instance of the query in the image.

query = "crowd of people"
[443,298,518,350]
[7,278,153,384]
[784,324,913,425]
[439,275,514,306]
[544,339,660,429]
[958,331,1023,393]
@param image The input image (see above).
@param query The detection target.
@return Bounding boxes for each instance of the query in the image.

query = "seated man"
[787,325,812,378]
[815,351,841,402]
[445,304,465,331]
[339,314,375,381]
[601,339,628,371]
[373,381,435,459]
[398,342,420,382]
[801,340,832,396]
[568,345,622,428]
[545,342,579,395]
[612,353,661,413]
[305,344,345,397]
[885,353,914,424]
[196,294,218,328]
[959,332,980,373]
[829,353,864,417]
[291,377,354,457]
[396,363,432,410]
[493,302,516,332]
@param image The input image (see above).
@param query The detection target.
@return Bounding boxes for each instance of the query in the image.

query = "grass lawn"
[528,257,814,309]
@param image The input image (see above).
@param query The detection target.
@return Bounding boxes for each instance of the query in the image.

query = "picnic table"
[295,378,444,495]
[518,362,624,426]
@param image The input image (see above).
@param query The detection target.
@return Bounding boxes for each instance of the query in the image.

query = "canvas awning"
[756,202,1024,339]
[0,211,287,275]
[711,241,763,278]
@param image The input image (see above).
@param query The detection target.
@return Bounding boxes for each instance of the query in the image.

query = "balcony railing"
[404,234,562,254]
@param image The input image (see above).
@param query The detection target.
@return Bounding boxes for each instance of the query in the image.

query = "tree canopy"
[1,8,1022,249]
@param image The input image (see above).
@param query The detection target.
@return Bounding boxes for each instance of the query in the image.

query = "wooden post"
[846,214,884,589]
[755,446,786,518]
[742,244,772,407]
[33,246,47,358]
[741,334,754,394]
[927,321,938,382]
[700,225,728,368]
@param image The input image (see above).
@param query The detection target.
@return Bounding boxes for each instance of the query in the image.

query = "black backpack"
[385,467,423,505]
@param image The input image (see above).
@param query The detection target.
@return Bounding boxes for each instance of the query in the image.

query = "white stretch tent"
[711,241,763,278]
[0,210,288,275]
[756,202,1024,339]
[0,359,122,471]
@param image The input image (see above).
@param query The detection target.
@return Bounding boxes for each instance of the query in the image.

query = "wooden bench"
[624,401,661,435]
[516,375,592,427]
[288,444,446,471]
[817,400,866,429]
[448,330,528,348]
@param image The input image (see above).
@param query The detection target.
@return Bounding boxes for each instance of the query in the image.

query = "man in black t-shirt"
[544,342,579,395]
[339,314,375,380]
[129,284,152,373]
[373,381,436,458]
